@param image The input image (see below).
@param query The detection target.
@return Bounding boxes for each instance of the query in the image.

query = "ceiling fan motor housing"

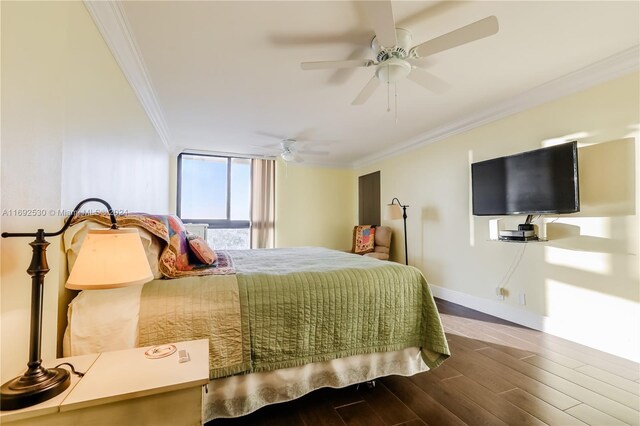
[371,28,413,59]
[281,139,296,149]
[371,28,413,83]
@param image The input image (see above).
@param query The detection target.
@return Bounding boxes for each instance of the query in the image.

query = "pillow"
[352,225,376,254]
[187,234,217,265]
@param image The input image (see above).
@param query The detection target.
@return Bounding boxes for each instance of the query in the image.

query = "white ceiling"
[99,1,639,167]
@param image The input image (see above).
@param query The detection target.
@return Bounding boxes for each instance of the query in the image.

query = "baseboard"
[430,285,546,329]
[429,285,639,363]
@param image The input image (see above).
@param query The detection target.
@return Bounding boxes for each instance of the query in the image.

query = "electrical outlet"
[518,292,526,305]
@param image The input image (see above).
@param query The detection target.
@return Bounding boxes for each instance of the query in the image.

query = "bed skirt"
[204,346,427,421]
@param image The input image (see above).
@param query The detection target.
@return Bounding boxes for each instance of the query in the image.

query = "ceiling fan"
[254,138,330,163]
[300,1,499,106]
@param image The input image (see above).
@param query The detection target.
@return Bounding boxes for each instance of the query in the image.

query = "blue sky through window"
[231,158,250,220]
[180,155,251,221]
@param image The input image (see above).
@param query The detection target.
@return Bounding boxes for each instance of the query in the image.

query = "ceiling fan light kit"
[376,57,411,84]
[281,150,296,162]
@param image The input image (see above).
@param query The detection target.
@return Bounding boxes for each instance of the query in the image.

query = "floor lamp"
[1,198,153,410]
[386,198,409,265]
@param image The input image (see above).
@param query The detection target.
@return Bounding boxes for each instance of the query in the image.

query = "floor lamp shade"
[385,203,403,220]
[66,228,153,290]
[386,198,409,265]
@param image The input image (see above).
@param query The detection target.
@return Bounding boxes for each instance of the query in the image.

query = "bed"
[62,215,450,421]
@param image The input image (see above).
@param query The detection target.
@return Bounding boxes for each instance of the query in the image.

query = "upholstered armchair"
[363,226,392,261]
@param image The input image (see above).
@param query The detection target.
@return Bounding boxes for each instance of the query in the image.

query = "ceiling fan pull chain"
[395,82,398,124]
[386,82,390,112]
[387,64,391,112]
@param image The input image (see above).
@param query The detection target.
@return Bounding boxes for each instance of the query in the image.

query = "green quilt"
[239,262,450,372]
[139,248,449,378]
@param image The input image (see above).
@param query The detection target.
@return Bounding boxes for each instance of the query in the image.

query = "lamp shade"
[385,203,403,220]
[66,228,153,290]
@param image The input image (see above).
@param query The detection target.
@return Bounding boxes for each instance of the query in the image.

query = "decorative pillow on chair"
[186,234,217,265]
[352,225,376,254]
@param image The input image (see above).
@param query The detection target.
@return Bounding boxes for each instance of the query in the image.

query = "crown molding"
[84,1,170,151]
[351,45,640,169]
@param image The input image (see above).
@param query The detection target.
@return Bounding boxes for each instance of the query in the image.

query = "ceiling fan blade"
[250,144,281,151]
[363,0,397,48]
[256,131,287,140]
[407,57,435,69]
[328,47,372,85]
[352,76,381,105]
[280,149,300,162]
[297,149,330,156]
[407,68,450,94]
[301,59,374,70]
[412,15,499,58]
[396,1,464,30]
[269,31,371,46]
[294,128,316,142]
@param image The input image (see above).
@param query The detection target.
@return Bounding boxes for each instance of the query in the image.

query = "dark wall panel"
[359,171,380,225]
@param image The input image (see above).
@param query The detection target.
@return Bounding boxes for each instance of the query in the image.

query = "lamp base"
[1,367,70,411]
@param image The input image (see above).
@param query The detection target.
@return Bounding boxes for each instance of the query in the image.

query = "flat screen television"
[471,142,579,216]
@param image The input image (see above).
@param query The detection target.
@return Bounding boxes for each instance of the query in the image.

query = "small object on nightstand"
[178,350,190,363]
[144,344,177,359]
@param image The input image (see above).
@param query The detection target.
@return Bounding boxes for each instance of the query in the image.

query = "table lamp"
[1,198,153,410]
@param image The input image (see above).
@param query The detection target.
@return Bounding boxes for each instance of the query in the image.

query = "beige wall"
[1,1,169,380]
[275,161,356,250]
[357,73,639,361]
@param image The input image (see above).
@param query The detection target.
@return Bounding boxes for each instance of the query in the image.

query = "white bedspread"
[229,246,387,274]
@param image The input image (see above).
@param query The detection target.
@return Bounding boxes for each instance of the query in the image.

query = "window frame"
[176,152,251,229]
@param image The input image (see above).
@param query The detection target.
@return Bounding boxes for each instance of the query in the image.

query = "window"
[177,153,251,249]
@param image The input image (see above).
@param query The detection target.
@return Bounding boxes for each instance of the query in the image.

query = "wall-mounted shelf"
[489,238,548,243]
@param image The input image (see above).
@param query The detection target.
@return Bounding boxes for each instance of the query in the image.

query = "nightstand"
[0,353,98,424]
[1,339,209,425]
